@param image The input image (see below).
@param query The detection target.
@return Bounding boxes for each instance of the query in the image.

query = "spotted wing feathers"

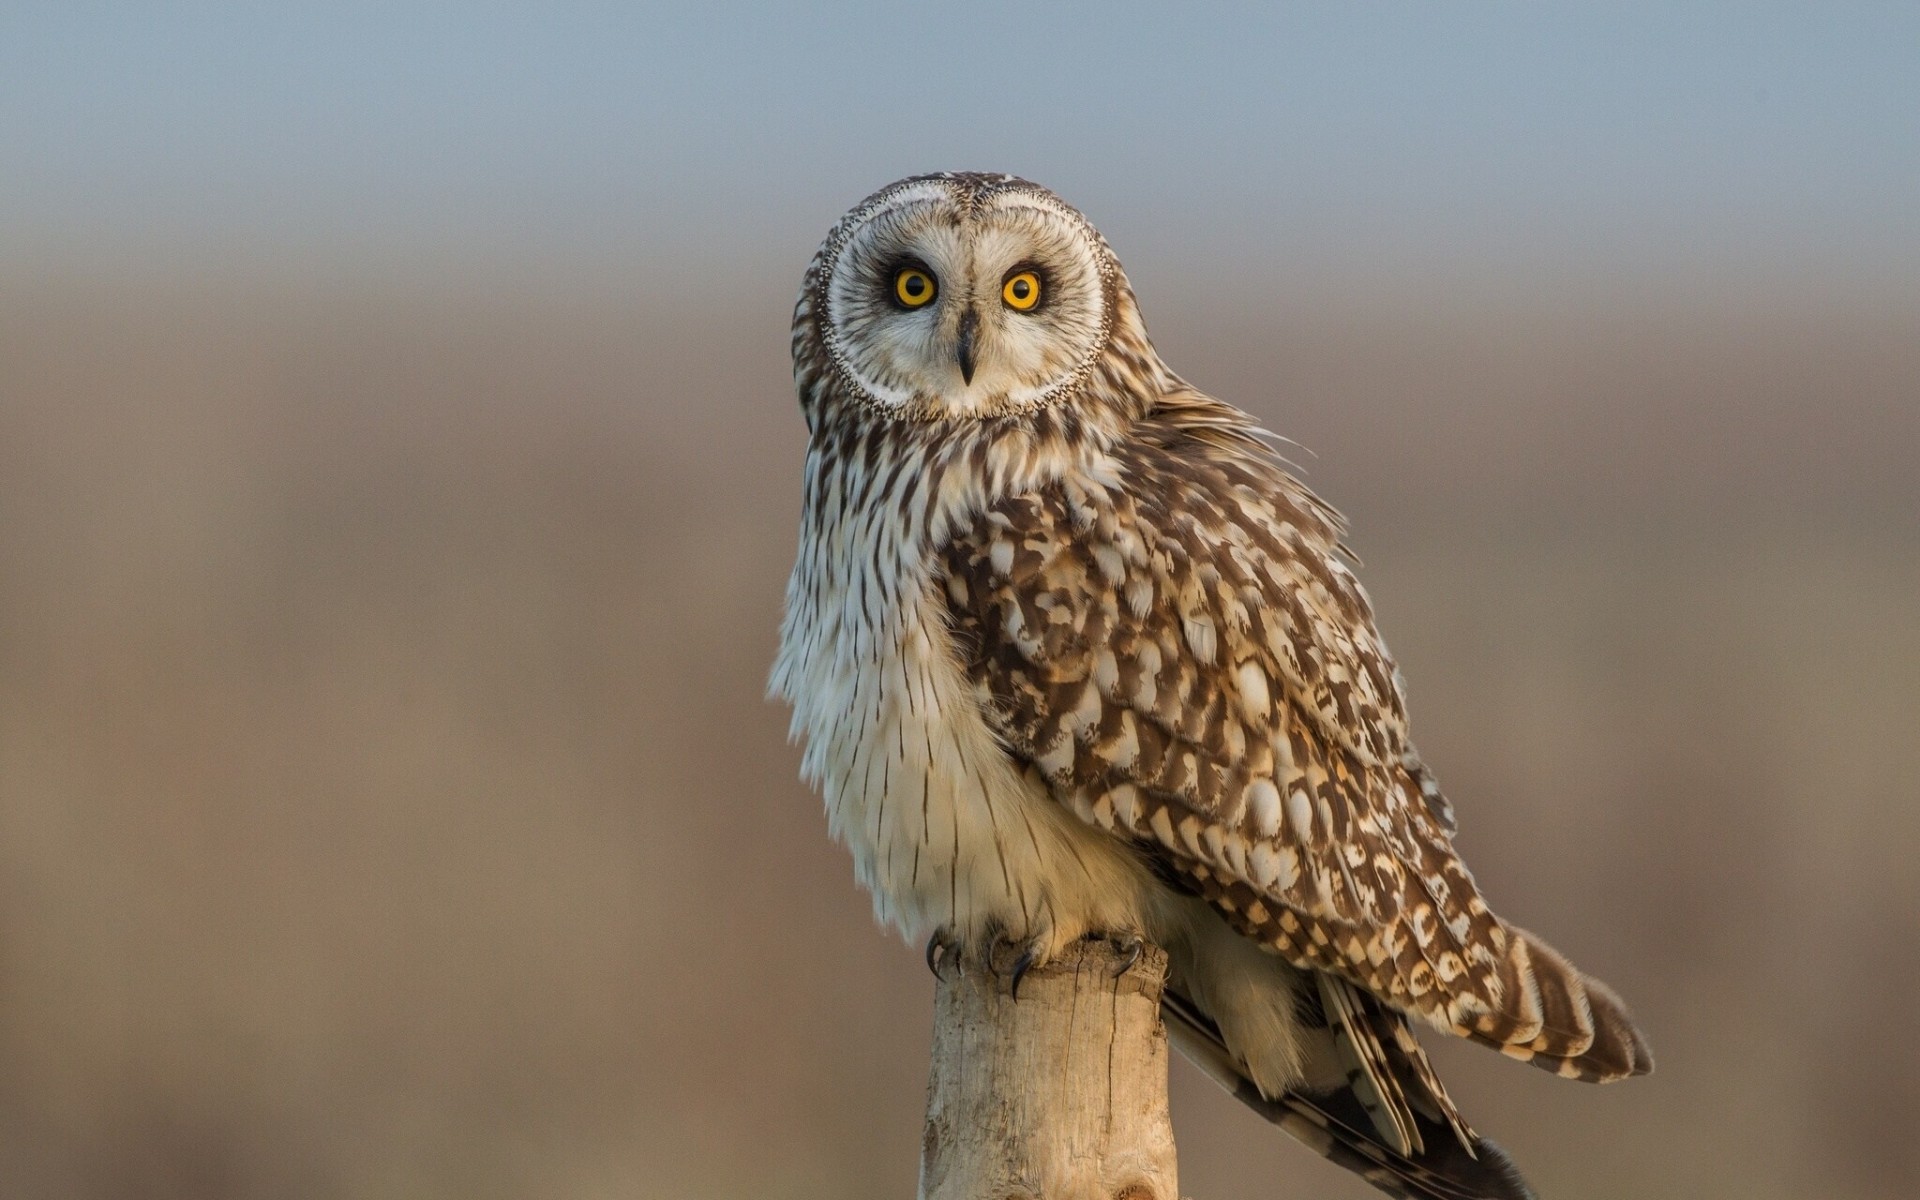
[938,388,1652,1084]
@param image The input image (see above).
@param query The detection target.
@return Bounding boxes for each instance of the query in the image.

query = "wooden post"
[918,938,1179,1200]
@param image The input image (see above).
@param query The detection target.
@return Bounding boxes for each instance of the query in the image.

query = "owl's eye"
[1001,270,1042,311]
[893,267,937,308]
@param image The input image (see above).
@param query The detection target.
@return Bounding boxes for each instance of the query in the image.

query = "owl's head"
[803,173,1132,420]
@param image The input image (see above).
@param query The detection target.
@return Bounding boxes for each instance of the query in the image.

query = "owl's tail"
[1457,924,1656,1084]
[1163,988,1536,1200]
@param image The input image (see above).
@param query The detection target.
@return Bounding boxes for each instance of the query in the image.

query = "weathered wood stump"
[918,938,1179,1200]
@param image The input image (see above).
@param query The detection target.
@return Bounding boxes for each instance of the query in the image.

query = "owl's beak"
[955,307,978,385]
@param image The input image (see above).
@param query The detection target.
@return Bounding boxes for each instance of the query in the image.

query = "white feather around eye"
[812,174,1116,418]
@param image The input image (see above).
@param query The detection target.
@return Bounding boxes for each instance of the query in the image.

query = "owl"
[771,173,1652,1199]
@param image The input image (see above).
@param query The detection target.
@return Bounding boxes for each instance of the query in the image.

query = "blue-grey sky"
[5,3,1916,295]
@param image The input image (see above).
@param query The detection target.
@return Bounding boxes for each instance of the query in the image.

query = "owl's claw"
[1108,933,1144,978]
[982,930,1044,999]
[1009,948,1038,1000]
[925,931,961,980]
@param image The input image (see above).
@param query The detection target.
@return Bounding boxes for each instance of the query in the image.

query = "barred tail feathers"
[1459,924,1655,1084]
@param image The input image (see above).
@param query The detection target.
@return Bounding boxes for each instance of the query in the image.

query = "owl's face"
[814,175,1116,418]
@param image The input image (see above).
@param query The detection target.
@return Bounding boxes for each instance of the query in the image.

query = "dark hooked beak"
[955,307,978,385]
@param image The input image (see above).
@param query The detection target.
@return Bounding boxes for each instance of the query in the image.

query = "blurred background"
[2,4,1916,1198]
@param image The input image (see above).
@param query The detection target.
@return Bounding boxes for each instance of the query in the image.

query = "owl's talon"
[1009,948,1038,1000]
[1109,934,1144,977]
[925,931,960,980]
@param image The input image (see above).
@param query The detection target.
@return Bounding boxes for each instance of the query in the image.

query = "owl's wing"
[937,391,1650,1085]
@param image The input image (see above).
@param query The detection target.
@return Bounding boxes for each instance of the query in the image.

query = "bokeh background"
[3,5,1917,1198]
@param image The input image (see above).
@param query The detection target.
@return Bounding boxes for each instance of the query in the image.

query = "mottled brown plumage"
[773,173,1651,1199]
[936,409,1650,1084]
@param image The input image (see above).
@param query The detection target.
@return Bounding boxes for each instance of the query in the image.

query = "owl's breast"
[772,489,1150,947]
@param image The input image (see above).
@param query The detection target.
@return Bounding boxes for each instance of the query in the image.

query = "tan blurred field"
[1,267,1916,1199]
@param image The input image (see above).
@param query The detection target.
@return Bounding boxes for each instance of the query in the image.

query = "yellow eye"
[894,267,937,308]
[1002,270,1042,311]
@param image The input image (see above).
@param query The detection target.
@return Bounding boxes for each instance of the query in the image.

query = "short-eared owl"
[771,173,1652,1199]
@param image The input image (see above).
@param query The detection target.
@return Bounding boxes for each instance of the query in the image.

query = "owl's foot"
[980,926,1146,998]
